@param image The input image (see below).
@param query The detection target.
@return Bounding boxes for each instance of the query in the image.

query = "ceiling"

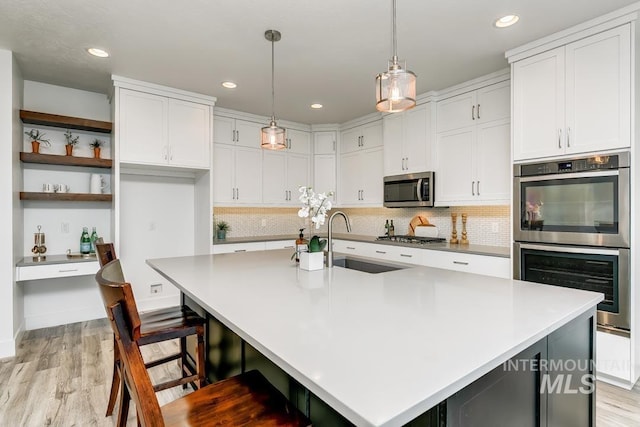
[0,0,638,125]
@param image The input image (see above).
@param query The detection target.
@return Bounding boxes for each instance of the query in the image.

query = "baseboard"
[137,294,181,313]
[597,372,634,390]
[24,306,104,330]
[0,321,25,359]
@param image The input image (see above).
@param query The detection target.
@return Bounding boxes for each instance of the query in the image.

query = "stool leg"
[106,334,120,416]
[180,336,188,389]
[115,373,130,427]
[197,326,206,388]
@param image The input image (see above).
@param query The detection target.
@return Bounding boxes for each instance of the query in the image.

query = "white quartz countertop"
[147,250,602,427]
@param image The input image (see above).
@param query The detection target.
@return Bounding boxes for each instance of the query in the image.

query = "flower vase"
[65,145,73,156]
[31,141,40,154]
[300,251,324,271]
[93,147,101,159]
[217,230,226,240]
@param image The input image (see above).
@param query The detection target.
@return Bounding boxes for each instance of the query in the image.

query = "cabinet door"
[287,129,311,154]
[513,47,565,161]
[313,131,336,155]
[286,153,310,204]
[168,99,210,168]
[314,154,337,203]
[383,113,404,175]
[475,119,510,203]
[235,119,263,148]
[436,91,475,133]
[119,89,168,165]
[262,151,287,204]
[434,127,474,205]
[361,121,383,149]
[360,149,383,205]
[340,127,361,153]
[476,81,510,124]
[213,144,235,204]
[234,147,262,204]
[565,24,631,154]
[339,151,362,204]
[213,115,235,145]
[403,103,431,173]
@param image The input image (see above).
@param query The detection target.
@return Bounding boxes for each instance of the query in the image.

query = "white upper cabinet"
[118,88,211,169]
[340,121,383,153]
[436,81,510,134]
[339,148,383,206]
[213,145,262,205]
[512,24,631,161]
[383,103,432,175]
[214,115,263,148]
[285,129,311,154]
[314,131,337,154]
[313,131,337,203]
[262,150,310,205]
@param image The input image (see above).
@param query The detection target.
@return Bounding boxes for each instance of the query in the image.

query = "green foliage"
[90,138,104,148]
[64,129,79,146]
[24,129,51,146]
[216,221,231,231]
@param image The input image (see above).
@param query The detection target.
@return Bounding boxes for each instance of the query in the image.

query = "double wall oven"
[513,152,631,336]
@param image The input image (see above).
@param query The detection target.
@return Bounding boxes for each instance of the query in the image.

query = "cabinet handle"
[567,127,570,148]
[405,157,408,170]
[477,181,480,196]
[472,105,475,120]
[558,129,562,149]
[477,104,480,119]
[284,245,295,249]
[237,188,240,200]
[236,130,240,142]
[333,140,336,152]
[169,146,173,161]
[400,254,413,258]
[453,261,469,265]
[346,246,356,250]
[58,268,79,272]
[471,181,475,196]
[163,146,168,160]
[375,250,387,254]
[234,249,247,253]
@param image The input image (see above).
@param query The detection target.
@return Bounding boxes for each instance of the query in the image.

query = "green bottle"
[80,227,91,254]
[90,227,98,254]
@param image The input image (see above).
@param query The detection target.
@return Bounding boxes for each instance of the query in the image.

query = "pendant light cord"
[392,0,397,61]
[271,33,276,120]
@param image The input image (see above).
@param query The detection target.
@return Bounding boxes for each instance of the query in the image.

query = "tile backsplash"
[214,205,510,247]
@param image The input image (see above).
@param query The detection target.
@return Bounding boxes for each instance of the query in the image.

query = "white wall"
[12,52,24,346]
[0,49,23,358]
[20,81,112,330]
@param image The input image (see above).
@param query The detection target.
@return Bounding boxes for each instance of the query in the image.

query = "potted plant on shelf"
[24,129,50,154]
[216,221,230,240]
[63,129,79,156]
[90,138,104,159]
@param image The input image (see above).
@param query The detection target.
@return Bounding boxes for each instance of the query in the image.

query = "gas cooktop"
[376,235,446,245]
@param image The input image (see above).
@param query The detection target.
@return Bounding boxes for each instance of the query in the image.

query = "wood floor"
[1,319,639,426]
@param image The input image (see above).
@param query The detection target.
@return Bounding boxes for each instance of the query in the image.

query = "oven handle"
[416,178,423,201]
[517,170,619,183]
[517,243,622,256]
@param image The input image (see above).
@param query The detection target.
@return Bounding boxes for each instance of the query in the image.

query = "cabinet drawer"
[332,240,369,256]
[16,261,100,281]
[265,240,296,250]
[366,244,423,265]
[212,242,266,254]
[422,250,510,278]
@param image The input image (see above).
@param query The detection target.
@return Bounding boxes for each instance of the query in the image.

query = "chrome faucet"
[327,211,351,267]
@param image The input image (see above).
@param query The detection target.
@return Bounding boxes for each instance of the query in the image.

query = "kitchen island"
[147,249,603,426]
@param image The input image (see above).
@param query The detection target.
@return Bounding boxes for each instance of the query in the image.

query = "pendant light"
[261,30,286,150]
[375,0,416,113]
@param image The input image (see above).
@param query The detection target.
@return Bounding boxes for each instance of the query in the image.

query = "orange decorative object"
[408,215,431,236]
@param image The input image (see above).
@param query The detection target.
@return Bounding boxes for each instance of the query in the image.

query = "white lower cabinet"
[264,240,296,250]
[212,242,266,254]
[16,261,100,281]
[421,249,510,278]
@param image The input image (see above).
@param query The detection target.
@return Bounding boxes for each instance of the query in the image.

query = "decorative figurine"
[460,213,469,245]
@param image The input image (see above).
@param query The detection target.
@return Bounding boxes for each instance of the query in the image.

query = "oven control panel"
[518,154,621,177]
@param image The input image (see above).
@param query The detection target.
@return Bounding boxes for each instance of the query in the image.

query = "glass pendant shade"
[261,118,286,150]
[376,59,416,112]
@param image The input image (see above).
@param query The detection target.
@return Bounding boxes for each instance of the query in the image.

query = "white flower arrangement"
[297,186,334,229]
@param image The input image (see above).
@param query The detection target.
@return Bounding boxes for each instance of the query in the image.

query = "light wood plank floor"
[1,319,639,426]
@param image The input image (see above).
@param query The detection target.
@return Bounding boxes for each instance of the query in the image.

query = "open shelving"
[20,110,112,133]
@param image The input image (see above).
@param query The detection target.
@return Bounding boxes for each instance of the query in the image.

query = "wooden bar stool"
[100,262,311,427]
[95,242,206,426]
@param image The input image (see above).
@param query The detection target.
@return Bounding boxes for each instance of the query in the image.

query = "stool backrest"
[95,259,141,340]
[95,239,117,268]
[107,301,164,426]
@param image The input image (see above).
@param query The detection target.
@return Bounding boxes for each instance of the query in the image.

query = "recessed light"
[310,103,323,109]
[494,14,519,28]
[222,81,237,89]
[87,48,109,58]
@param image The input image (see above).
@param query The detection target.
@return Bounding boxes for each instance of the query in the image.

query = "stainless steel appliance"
[513,152,630,248]
[514,242,630,336]
[383,172,434,208]
[513,151,631,336]
[376,235,445,245]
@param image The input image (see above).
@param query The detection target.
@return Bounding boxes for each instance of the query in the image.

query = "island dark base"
[184,294,595,427]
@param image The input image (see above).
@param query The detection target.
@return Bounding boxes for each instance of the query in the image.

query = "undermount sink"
[332,256,408,274]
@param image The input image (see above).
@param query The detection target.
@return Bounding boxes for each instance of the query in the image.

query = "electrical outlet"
[61,222,69,233]
[150,283,162,294]
[261,219,267,227]
[491,222,500,233]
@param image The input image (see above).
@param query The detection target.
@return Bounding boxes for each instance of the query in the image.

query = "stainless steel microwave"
[383,172,434,208]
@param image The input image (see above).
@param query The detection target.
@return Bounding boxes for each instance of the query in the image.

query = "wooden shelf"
[20,192,112,202]
[20,110,112,134]
[20,152,112,168]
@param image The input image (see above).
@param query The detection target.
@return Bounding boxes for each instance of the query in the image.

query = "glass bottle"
[80,227,91,254]
[90,227,98,254]
[385,219,390,236]
[389,220,395,237]
[295,228,308,263]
